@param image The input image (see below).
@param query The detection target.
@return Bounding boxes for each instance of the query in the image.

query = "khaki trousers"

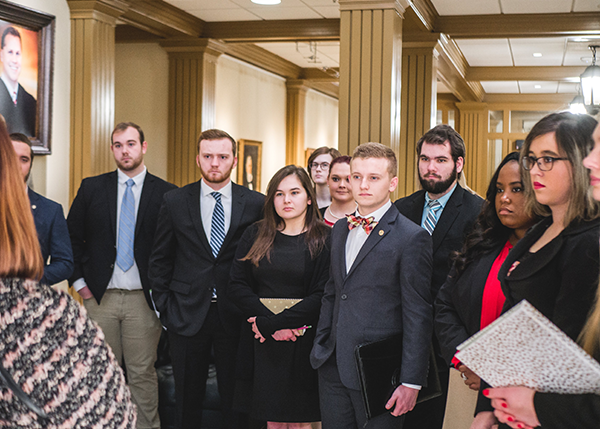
[84,289,162,429]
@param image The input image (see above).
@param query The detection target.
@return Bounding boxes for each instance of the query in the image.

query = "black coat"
[149,181,264,336]
[67,170,177,310]
[434,243,505,366]
[394,184,483,299]
[0,81,36,136]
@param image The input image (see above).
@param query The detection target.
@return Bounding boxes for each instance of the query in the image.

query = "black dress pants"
[168,303,247,429]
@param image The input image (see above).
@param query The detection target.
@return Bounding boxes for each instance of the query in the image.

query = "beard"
[200,164,235,185]
[115,155,143,172]
[419,165,458,195]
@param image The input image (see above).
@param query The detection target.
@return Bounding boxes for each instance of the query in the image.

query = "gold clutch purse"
[259,298,302,315]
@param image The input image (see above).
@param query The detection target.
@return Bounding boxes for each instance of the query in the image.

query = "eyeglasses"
[309,162,330,171]
[522,155,569,172]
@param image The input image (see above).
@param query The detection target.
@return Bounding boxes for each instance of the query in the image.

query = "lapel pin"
[31,205,36,210]
[379,230,384,236]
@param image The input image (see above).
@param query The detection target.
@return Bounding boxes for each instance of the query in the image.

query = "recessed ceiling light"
[251,0,281,4]
[575,38,590,42]
[533,53,543,57]
[534,85,542,89]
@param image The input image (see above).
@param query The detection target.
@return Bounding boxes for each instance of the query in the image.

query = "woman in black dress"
[228,165,330,428]
[482,120,600,429]
[435,152,539,391]
[470,112,600,429]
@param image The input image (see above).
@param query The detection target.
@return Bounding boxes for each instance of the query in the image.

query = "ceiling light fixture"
[534,85,542,89]
[569,86,587,115]
[533,53,542,57]
[251,0,281,4]
[580,45,600,110]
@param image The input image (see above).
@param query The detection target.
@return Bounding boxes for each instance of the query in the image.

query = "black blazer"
[67,170,177,310]
[534,387,600,429]
[0,81,36,136]
[394,184,483,298]
[434,243,505,366]
[149,181,264,337]
[476,217,600,418]
[29,188,73,286]
[310,205,434,390]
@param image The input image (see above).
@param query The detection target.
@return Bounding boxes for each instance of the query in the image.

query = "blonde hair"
[0,116,43,280]
[352,142,397,178]
[580,278,600,357]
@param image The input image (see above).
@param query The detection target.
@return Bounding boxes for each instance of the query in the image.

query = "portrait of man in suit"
[67,122,177,429]
[394,125,483,429]
[10,132,72,286]
[311,142,433,429]
[0,26,36,136]
[149,129,264,429]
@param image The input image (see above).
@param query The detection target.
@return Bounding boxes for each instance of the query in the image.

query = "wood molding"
[203,19,340,42]
[160,38,227,56]
[286,80,308,166]
[68,0,128,24]
[221,43,302,79]
[483,93,573,104]
[409,0,438,31]
[338,0,410,14]
[437,12,600,38]
[306,82,339,99]
[300,67,339,82]
[467,66,585,81]
[119,0,202,38]
[435,38,484,102]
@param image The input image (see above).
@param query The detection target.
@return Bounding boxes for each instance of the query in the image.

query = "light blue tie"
[210,192,225,258]
[116,179,135,272]
[424,199,442,235]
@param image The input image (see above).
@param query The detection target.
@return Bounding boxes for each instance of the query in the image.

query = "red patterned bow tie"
[347,214,378,235]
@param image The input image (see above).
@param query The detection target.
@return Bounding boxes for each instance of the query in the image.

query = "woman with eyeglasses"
[470,112,600,429]
[306,146,341,209]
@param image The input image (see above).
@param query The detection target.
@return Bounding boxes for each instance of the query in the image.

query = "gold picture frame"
[237,139,262,192]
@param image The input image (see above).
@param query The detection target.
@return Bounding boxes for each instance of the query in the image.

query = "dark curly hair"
[452,152,538,275]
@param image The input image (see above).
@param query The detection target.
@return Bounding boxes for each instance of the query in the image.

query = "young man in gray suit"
[311,142,434,428]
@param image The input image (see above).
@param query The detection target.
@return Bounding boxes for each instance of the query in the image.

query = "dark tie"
[424,199,442,235]
[347,214,378,235]
[210,192,225,257]
[116,179,135,272]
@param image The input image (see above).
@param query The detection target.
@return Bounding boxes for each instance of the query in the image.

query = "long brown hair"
[0,117,43,279]
[242,165,329,266]
[580,281,600,357]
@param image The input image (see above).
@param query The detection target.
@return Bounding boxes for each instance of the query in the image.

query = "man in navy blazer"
[311,142,433,428]
[149,129,264,429]
[10,133,72,285]
[394,125,483,429]
[67,122,177,429]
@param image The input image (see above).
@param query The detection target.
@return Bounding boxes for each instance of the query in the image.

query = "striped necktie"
[424,199,442,235]
[116,179,135,271]
[210,192,225,257]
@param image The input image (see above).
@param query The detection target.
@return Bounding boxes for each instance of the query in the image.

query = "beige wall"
[215,55,287,194]
[16,0,71,209]
[305,89,339,153]
[115,43,169,180]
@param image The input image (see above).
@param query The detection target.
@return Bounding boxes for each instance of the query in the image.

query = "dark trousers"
[402,368,449,429]
[318,353,405,429]
[168,303,246,429]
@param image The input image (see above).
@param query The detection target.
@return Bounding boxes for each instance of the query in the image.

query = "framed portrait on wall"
[237,139,262,192]
[0,0,54,154]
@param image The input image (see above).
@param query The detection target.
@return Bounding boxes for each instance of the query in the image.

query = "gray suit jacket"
[310,204,434,390]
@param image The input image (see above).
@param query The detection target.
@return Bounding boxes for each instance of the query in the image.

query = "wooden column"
[456,102,489,196]
[286,79,309,166]
[68,0,127,201]
[338,0,407,161]
[398,42,438,197]
[160,39,225,187]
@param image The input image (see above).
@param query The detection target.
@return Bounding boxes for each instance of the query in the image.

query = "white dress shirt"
[74,167,147,292]
[344,200,421,391]
[1,75,17,103]
[200,179,233,240]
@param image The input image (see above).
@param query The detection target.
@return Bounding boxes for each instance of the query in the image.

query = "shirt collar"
[1,76,17,98]
[355,200,392,222]
[117,166,146,186]
[425,183,457,210]
[201,179,232,199]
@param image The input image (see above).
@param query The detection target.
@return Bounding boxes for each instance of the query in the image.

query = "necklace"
[328,204,357,219]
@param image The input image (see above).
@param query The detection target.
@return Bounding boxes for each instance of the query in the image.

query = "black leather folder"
[355,334,442,420]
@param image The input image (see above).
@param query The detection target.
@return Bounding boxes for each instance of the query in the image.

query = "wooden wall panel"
[69,4,122,201]
[285,80,308,166]
[457,102,488,196]
[161,40,223,187]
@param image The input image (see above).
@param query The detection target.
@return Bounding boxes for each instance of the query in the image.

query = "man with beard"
[149,129,264,429]
[67,122,177,429]
[394,125,483,429]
